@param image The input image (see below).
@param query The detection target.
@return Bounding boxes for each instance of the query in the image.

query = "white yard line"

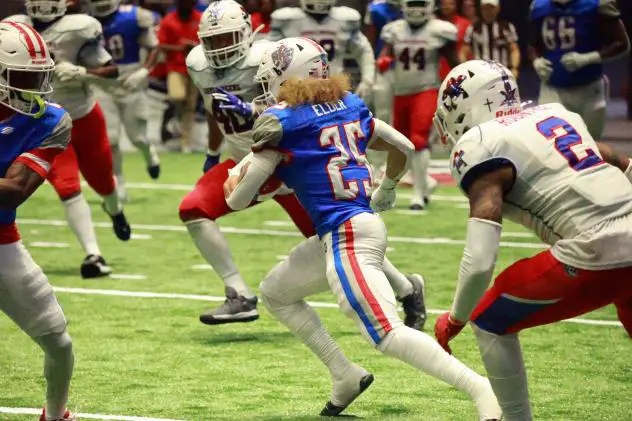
[110,274,147,280]
[51,286,622,327]
[191,264,213,270]
[131,234,153,240]
[0,407,184,421]
[30,242,70,248]
[18,219,546,250]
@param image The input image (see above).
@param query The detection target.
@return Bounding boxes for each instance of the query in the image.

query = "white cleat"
[321,363,374,416]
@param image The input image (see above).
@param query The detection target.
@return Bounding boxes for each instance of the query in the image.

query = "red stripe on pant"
[343,220,392,334]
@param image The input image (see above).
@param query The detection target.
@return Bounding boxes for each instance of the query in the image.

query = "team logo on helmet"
[500,76,518,107]
[271,42,294,73]
[442,75,468,111]
[207,2,225,21]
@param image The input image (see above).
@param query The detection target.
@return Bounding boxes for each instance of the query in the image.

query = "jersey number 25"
[320,121,372,200]
[536,116,602,171]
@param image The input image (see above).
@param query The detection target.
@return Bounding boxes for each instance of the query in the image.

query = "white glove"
[355,80,373,102]
[370,177,397,212]
[54,61,87,82]
[120,67,149,90]
[560,51,601,72]
[533,57,553,82]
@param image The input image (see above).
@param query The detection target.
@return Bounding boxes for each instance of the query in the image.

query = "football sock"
[411,149,430,206]
[262,294,354,384]
[103,191,122,216]
[35,331,74,421]
[115,174,127,202]
[62,194,101,256]
[383,257,413,299]
[473,324,532,421]
[185,219,254,298]
[378,325,501,418]
[111,144,122,176]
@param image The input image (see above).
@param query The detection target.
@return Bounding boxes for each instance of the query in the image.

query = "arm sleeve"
[226,150,283,210]
[348,31,376,83]
[369,118,414,154]
[451,217,502,322]
[15,111,72,178]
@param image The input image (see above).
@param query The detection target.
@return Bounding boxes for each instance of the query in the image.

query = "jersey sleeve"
[450,126,515,193]
[77,20,112,68]
[137,7,159,48]
[380,21,397,45]
[435,20,458,44]
[598,0,621,19]
[15,111,72,178]
[251,111,284,151]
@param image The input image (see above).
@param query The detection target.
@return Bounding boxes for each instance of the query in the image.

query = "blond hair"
[277,74,352,107]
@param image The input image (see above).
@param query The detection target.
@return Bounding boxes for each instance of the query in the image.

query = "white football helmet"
[25,0,68,22]
[0,22,55,117]
[434,60,522,147]
[254,37,329,106]
[86,0,120,17]
[403,0,435,24]
[300,0,337,15]
[198,0,255,69]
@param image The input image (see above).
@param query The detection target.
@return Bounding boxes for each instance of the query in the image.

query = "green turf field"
[0,153,629,421]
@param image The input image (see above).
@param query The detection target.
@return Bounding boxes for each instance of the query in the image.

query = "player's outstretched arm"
[596,14,630,62]
[596,142,632,182]
[0,163,47,209]
[225,150,282,210]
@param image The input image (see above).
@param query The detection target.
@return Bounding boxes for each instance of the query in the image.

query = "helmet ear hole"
[455,113,466,124]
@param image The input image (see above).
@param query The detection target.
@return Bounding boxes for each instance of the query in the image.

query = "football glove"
[203,151,220,173]
[533,57,553,82]
[54,61,87,82]
[212,87,254,117]
[121,67,149,90]
[376,56,395,73]
[370,177,397,212]
[434,312,466,355]
[560,51,601,72]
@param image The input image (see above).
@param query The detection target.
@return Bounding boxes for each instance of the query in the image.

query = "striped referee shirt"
[464,20,518,68]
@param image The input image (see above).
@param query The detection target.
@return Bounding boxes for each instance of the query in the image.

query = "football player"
[4,0,132,278]
[182,0,426,329]
[529,0,630,138]
[268,0,375,102]
[86,0,162,202]
[433,60,632,420]
[0,22,75,421]
[377,0,458,210]
[224,37,501,419]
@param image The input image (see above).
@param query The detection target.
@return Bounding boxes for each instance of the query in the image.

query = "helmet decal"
[271,42,294,73]
[442,74,468,111]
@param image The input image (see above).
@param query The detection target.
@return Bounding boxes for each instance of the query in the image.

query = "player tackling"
[0,21,75,421]
[224,37,501,419]
[433,59,632,421]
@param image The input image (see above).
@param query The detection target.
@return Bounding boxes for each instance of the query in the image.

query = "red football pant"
[392,89,438,151]
[471,250,632,337]
[179,159,316,238]
[47,103,116,200]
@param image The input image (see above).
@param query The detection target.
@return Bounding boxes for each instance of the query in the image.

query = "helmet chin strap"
[21,92,47,118]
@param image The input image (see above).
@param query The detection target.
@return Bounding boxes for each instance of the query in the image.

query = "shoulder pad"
[186,45,209,73]
[330,6,362,22]
[271,7,305,21]
[56,14,104,39]
[2,14,32,25]
[136,7,156,28]
[252,111,284,150]
[429,19,458,41]
[241,40,273,68]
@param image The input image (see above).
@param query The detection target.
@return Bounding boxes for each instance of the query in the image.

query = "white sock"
[35,331,74,421]
[185,219,254,297]
[473,324,532,421]
[103,191,122,215]
[262,294,353,380]
[62,194,101,256]
[383,257,413,299]
[111,144,122,176]
[411,149,431,206]
[115,174,127,202]
[378,326,485,395]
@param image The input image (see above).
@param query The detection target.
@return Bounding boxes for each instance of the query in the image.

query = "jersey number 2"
[320,121,372,200]
[536,116,602,171]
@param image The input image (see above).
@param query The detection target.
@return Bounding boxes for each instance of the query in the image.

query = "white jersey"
[451,103,632,270]
[187,40,273,161]
[269,7,367,76]
[3,14,112,120]
[381,19,457,96]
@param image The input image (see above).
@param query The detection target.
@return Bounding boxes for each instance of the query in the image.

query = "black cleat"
[81,254,112,279]
[320,374,374,417]
[199,287,259,325]
[148,164,160,180]
[409,203,424,211]
[400,274,427,331]
[102,203,131,241]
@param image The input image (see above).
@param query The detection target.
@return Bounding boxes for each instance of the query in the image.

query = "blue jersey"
[366,0,402,57]
[531,0,604,87]
[0,104,70,227]
[100,5,147,64]
[254,93,375,237]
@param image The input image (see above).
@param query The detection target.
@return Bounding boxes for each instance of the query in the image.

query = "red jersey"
[439,14,470,81]
[158,10,202,74]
